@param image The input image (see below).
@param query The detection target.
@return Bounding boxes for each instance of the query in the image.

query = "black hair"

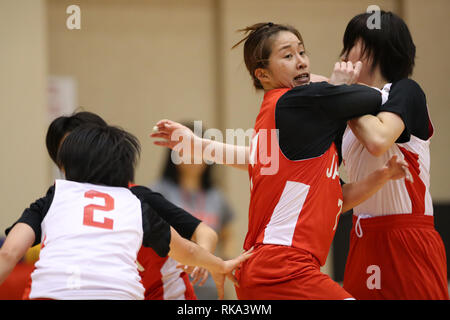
[57,124,141,187]
[341,11,416,82]
[161,122,213,190]
[46,111,108,166]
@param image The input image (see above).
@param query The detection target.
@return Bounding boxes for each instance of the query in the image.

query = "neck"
[366,68,389,89]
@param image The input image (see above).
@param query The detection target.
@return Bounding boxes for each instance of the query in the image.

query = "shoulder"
[385,78,427,113]
[264,88,291,104]
[391,78,423,91]
[390,78,426,100]
[130,185,154,199]
[276,83,324,107]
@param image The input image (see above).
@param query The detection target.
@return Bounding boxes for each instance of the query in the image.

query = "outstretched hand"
[382,155,413,183]
[150,119,198,152]
[210,248,254,300]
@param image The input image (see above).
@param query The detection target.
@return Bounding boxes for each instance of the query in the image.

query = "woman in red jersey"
[151,22,411,300]
[339,11,448,300]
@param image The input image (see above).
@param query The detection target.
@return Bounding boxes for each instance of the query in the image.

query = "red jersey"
[245,88,343,266]
[127,184,201,300]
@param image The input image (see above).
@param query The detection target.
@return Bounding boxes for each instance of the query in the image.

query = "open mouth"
[293,73,310,84]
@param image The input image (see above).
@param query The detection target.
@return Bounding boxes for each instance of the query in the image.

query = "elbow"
[365,137,390,157]
[0,248,21,265]
[193,223,218,249]
[208,227,219,246]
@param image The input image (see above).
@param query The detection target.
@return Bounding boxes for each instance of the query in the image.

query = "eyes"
[284,51,306,59]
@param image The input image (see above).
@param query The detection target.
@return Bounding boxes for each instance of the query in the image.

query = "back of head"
[57,124,141,187]
[341,11,416,82]
[232,22,304,89]
[46,111,108,165]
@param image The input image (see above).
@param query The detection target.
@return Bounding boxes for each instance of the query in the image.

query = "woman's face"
[261,31,310,90]
[342,39,373,84]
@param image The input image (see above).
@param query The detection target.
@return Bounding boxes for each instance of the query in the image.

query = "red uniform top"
[245,88,344,266]
[128,184,200,300]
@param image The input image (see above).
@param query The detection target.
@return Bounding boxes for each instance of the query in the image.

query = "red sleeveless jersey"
[245,88,343,266]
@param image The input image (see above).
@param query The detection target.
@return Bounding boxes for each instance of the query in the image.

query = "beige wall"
[47,0,217,187]
[0,0,49,234]
[403,0,450,201]
[1,0,449,299]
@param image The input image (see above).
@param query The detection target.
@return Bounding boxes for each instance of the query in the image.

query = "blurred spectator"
[151,122,235,300]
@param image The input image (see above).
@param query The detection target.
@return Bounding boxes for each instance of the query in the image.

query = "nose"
[295,52,308,70]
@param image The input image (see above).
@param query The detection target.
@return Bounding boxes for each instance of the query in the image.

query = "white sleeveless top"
[342,83,433,217]
[29,179,145,299]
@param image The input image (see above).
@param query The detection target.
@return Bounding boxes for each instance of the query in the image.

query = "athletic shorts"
[343,214,449,300]
[235,244,353,300]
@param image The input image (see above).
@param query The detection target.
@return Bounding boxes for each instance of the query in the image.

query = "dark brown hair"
[232,22,304,89]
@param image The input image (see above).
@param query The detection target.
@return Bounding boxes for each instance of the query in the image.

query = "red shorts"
[343,214,449,300]
[235,244,353,300]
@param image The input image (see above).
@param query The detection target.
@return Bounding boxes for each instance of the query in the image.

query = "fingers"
[386,155,414,183]
[334,62,341,72]
[176,264,194,273]
[330,61,361,85]
[353,61,362,82]
[150,132,170,139]
[346,61,353,75]
[216,281,224,300]
[403,166,414,183]
[190,267,202,286]
[226,272,239,287]
[198,271,209,286]
[152,140,172,148]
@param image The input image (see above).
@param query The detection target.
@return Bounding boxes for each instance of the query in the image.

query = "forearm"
[0,223,35,285]
[0,251,20,284]
[348,111,404,157]
[342,168,390,213]
[200,138,249,170]
[169,228,224,274]
[348,116,386,155]
[190,222,218,254]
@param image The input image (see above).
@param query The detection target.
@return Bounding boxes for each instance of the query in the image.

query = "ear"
[254,68,270,84]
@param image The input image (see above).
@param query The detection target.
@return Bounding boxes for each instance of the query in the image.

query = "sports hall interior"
[1,0,449,299]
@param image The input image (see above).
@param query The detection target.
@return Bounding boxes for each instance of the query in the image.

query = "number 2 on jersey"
[83,190,115,230]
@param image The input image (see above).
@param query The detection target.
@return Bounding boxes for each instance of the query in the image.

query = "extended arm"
[186,222,219,285]
[341,155,412,212]
[167,226,252,299]
[151,120,249,171]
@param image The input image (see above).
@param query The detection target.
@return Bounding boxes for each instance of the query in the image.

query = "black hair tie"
[267,22,274,27]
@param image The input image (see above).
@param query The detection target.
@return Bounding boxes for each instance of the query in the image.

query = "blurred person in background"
[152,122,235,300]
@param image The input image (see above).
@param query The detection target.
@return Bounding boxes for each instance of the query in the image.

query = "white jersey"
[342,80,434,217]
[29,179,145,300]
